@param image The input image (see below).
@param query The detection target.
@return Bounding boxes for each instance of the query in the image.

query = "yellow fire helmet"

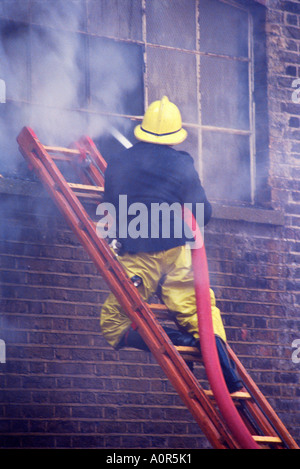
[134,96,187,145]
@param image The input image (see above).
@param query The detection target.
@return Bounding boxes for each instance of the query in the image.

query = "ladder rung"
[48,155,73,162]
[67,183,104,200]
[252,435,282,444]
[149,303,168,312]
[68,183,104,196]
[149,303,170,319]
[68,183,103,192]
[175,345,202,362]
[44,145,82,156]
[175,346,200,355]
[204,390,251,400]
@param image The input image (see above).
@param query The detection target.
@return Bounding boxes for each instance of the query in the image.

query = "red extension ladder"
[17,126,299,450]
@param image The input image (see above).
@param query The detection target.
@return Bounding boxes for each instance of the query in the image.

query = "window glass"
[199,0,249,57]
[147,46,198,124]
[87,0,142,41]
[0,0,30,22]
[201,55,250,130]
[202,131,251,203]
[146,0,196,50]
[31,0,86,31]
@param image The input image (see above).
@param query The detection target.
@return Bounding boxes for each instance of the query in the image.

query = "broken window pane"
[89,37,144,116]
[0,19,30,101]
[30,26,87,109]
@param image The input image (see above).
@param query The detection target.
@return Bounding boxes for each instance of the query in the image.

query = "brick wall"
[0,184,210,449]
[0,182,299,448]
[0,0,300,450]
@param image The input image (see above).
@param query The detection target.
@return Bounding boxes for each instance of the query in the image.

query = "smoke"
[0,1,141,176]
[30,23,86,146]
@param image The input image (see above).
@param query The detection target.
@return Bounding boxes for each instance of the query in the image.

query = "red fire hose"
[99,131,259,448]
[183,208,260,450]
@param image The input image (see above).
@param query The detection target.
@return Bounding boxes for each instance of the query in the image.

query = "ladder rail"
[17,126,239,449]
[16,126,300,450]
[186,208,260,449]
[65,129,300,450]
[74,135,107,187]
[227,345,299,449]
[154,305,299,449]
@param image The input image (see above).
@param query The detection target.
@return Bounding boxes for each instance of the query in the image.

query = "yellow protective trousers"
[100,245,227,349]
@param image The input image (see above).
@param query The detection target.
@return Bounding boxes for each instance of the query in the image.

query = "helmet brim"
[134,124,187,145]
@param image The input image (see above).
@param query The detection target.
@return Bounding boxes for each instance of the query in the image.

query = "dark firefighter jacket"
[102,141,212,254]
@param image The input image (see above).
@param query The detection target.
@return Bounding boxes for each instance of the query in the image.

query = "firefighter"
[100,96,243,393]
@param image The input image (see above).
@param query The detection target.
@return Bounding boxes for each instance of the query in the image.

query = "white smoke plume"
[0,0,140,176]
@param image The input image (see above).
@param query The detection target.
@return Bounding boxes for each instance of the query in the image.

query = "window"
[0,0,269,207]
[144,0,268,206]
[199,0,253,203]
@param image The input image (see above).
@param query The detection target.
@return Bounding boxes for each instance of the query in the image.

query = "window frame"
[0,0,271,210]
[143,0,259,206]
